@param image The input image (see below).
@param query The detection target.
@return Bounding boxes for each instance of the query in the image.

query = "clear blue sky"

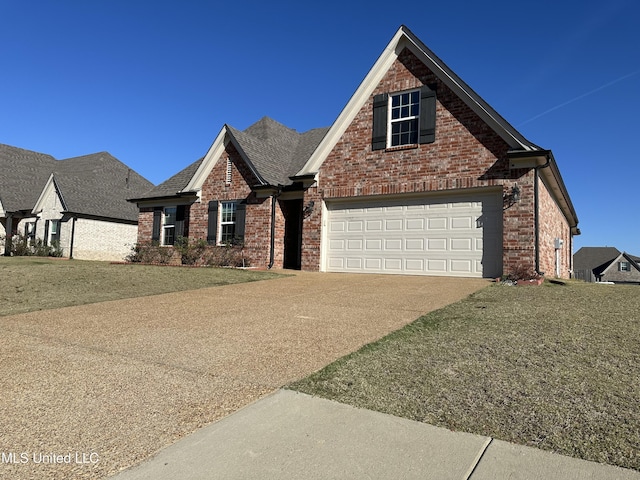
[1,0,638,254]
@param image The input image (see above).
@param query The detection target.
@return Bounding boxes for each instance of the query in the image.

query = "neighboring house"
[574,247,640,284]
[0,144,154,261]
[130,25,579,278]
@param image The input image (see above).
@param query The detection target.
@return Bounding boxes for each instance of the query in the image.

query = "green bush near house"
[1,234,63,257]
[126,239,249,267]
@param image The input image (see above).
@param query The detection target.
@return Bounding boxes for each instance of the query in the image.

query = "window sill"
[385,144,419,152]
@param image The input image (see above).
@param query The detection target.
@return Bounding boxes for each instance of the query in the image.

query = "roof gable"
[296,25,539,177]
[0,144,57,212]
[600,252,640,276]
[175,117,328,196]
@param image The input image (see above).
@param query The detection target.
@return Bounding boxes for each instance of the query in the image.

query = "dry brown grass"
[290,281,640,471]
[0,256,282,316]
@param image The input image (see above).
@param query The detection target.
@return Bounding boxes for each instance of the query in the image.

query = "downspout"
[534,156,551,276]
[268,187,282,269]
[69,216,77,259]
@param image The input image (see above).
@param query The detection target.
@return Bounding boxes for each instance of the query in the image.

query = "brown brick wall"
[137,208,154,243]
[538,174,571,278]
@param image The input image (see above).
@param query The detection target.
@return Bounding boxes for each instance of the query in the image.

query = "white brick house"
[1,144,153,261]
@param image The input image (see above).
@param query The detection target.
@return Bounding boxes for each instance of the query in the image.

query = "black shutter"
[175,205,185,239]
[44,220,50,246]
[419,85,436,144]
[372,93,388,150]
[152,209,162,242]
[234,201,246,244]
[207,201,218,245]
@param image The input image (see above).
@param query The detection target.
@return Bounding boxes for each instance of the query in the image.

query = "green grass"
[0,256,283,316]
[289,281,640,472]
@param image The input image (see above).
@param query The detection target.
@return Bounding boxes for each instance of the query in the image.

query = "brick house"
[130,26,580,278]
[574,247,640,284]
[1,144,153,261]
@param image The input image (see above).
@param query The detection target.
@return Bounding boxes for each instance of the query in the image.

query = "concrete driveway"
[0,272,488,479]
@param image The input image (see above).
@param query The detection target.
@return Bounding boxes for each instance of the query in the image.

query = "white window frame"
[388,89,420,147]
[219,201,237,245]
[163,206,177,246]
[619,261,630,272]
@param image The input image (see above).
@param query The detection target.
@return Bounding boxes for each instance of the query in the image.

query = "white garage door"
[323,191,502,278]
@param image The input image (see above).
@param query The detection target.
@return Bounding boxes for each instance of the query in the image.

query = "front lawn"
[289,281,640,471]
[0,257,282,316]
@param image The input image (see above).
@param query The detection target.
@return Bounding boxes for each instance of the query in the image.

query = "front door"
[282,199,303,270]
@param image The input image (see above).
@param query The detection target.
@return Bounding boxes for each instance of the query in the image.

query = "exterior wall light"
[503,183,521,208]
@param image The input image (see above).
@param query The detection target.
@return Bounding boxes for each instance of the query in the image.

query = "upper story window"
[619,261,631,272]
[372,85,437,151]
[163,207,177,246]
[389,90,420,146]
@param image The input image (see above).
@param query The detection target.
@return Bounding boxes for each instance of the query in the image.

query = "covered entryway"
[322,190,502,278]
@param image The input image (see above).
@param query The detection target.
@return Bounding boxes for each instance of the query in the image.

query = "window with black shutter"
[371,85,436,150]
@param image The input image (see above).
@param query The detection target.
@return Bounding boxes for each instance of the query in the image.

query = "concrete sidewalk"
[110,389,640,480]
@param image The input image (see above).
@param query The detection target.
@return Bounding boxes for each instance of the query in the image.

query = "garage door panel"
[405,258,425,271]
[384,258,402,270]
[347,239,363,250]
[451,216,473,229]
[365,239,382,250]
[451,259,473,273]
[366,220,383,231]
[450,238,473,251]
[406,218,425,230]
[385,239,402,250]
[427,218,447,230]
[385,219,403,231]
[365,258,382,269]
[348,221,363,232]
[405,238,425,251]
[325,192,502,277]
[427,238,447,251]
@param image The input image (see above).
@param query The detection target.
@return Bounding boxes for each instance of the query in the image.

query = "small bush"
[125,241,176,264]
[5,234,64,257]
[126,239,248,268]
[503,264,541,282]
[174,237,208,265]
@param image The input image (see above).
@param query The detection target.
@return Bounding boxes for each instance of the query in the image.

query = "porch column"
[4,214,12,256]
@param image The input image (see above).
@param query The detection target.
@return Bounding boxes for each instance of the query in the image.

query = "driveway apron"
[0,272,488,479]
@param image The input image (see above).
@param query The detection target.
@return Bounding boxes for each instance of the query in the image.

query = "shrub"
[174,237,208,265]
[125,241,176,264]
[5,234,64,257]
[126,240,249,268]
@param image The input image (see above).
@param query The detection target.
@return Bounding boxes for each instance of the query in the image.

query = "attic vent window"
[225,158,232,184]
[619,261,630,272]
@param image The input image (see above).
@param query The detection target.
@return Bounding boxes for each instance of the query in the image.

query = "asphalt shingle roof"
[229,117,330,186]
[129,158,204,201]
[574,247,622,273]
[0,144,153,222]
[133,117,329,201]
[0,144,57,213]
